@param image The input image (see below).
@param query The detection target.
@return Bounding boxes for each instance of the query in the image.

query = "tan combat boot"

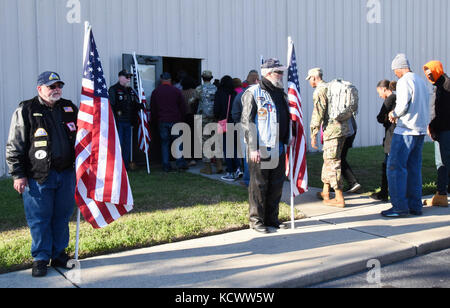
[215,159,224,174]
[324,189,345,208]
[423,193,448,207]
[317,184,331,201]
[200,163,213,175]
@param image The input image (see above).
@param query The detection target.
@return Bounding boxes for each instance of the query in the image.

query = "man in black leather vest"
[108,70,139,170]
[6,71,78,277]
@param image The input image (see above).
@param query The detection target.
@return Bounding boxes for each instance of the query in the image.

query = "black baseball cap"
[160,72,172,80]
[119,70,132,78]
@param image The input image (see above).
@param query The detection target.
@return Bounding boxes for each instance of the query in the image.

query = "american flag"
[286,41,308,196]
[75,25,133,229]
[131,59,151,153]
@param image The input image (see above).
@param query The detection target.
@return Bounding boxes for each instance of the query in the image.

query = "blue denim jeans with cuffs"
[22,169,76,262]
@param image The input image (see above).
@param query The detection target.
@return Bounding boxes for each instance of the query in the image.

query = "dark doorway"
[163,57,202,88]
[122,54,202,168]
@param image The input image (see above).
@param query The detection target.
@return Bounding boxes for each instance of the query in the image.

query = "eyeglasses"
[47,83,64,90]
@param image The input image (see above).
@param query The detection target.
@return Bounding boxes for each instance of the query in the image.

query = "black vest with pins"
[21,97,78,184]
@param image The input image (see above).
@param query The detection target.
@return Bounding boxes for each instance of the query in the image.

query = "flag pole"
[133,52,151,174]
[75,21,91,260]
[287,36,296,230]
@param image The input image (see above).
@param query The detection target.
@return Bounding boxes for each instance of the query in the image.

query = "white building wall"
[1,0,449,177]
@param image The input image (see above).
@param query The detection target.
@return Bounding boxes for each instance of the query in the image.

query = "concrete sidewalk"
[1,181,449,288]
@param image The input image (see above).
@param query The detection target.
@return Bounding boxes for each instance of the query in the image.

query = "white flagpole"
[133,52,151,174]
[75,21,92,260]
[287,37,296,230]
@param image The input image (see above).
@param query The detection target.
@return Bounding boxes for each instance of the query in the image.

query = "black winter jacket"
[429,74,450,139]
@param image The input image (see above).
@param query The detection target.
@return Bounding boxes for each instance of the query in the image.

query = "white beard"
[270,79,284,89]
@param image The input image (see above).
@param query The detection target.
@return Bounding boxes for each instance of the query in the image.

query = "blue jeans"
[223,132,239,173]
[117,121,132,169]
[436,131,450,194]
[23,169,76,262]
[159,122,186,170]
[387,134,425,212]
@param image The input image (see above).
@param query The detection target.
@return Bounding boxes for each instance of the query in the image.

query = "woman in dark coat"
[214,76,239,181]
[371,80,397,201]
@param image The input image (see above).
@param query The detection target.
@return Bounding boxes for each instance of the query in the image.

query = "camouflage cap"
[201,70,213,79]
[305,68,323,80]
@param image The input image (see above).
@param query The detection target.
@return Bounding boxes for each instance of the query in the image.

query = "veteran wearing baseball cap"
[6,72,79,277]
[240,58,291,234]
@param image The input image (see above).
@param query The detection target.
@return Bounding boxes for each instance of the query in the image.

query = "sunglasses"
[274,71,284,75]
[47,83,64,90]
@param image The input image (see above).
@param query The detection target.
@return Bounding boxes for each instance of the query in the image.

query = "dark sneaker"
[409,209,423,216]
[221,173,236,182]
[32,260,49,277]
[381,208,409,218]
[51,252,71,269]
[370,192,388,202]
[235,169,244,179]
[251,224,269,234]
[346,183,362,194]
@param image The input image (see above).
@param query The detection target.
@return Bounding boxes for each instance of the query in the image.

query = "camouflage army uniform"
[195,82,219,162]
[310,81,349,190]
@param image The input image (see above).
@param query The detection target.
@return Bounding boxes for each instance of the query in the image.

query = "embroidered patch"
[64,107,74,113]
[66,122,77,132]
[33,113,43,117]
[34,128,48,137]
[35,150,47,160]
[258,108,268,119]
[34,141,47,148]
[49,73,60,81]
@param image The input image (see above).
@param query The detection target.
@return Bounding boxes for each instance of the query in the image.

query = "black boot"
[371,163,388,202]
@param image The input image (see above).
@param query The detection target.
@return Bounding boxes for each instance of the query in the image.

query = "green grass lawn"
[0,142,439,273]
[0,169,301,274]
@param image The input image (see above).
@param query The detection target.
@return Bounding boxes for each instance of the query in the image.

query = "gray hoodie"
[392,72,430,135]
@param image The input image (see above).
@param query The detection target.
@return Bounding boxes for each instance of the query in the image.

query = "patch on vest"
[34,141,47,148]
[66,122,77,132]
[35,150,47,160]
[257,97,266,102]
[64,107,74,113]
[258,108,268,119]
[34,128,48,137]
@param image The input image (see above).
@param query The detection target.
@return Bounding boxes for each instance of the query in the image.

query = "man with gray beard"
[241,59,292,234]
[6,71,78,277]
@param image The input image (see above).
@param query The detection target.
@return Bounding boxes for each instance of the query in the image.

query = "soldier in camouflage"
[195,70,223,174]
[307,68,348,208]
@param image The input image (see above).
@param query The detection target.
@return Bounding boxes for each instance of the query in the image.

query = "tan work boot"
[423,193,448,207]
[200,163,213,175]
[317,184,331,201]
[324,189,345,208]
[215,159,224,174]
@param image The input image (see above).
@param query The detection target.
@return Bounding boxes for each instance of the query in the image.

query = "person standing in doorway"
[150,72,188,172]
